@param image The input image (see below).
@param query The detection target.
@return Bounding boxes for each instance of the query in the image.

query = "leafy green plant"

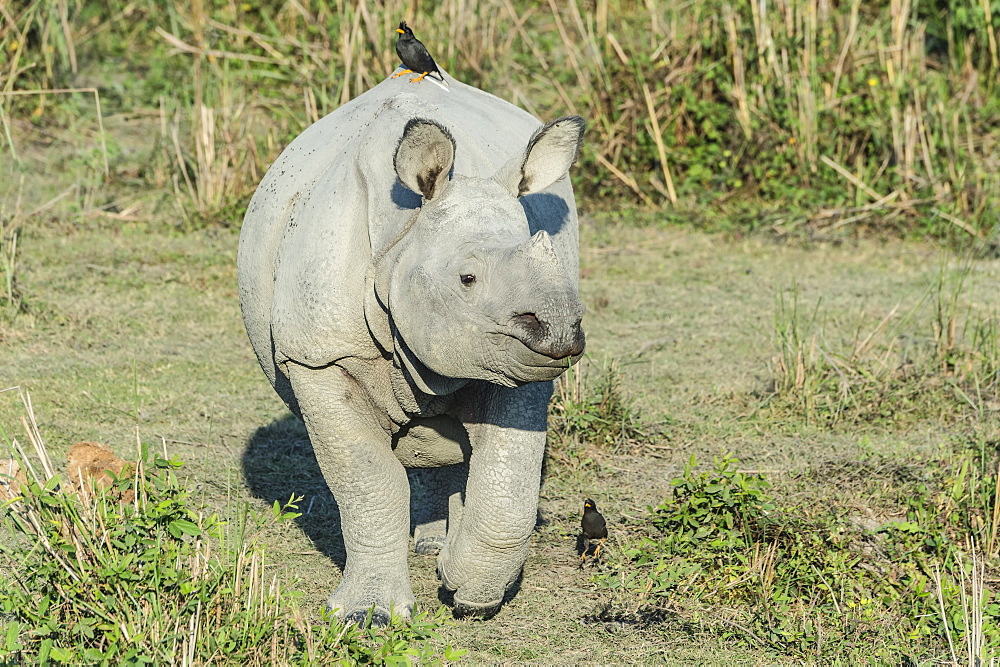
[592,453,1000,659]
[1,449,285,663]
[648,454,775,551]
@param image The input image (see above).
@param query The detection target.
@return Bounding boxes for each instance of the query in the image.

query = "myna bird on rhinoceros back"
[580,499,608,561]
[393,21,445,84]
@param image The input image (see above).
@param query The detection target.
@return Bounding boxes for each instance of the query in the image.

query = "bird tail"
[426,74,450,91]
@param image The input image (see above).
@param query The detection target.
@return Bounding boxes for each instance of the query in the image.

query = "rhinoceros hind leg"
[408,464,468,556]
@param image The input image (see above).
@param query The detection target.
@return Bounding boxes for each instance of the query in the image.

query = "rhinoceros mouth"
[494,334,583,383]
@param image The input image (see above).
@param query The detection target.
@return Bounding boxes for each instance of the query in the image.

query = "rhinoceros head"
[368,116,587,393]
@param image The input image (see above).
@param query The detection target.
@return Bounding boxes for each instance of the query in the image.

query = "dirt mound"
[0,458,27,503]
[0,442,134,505]
[66,441,134,503]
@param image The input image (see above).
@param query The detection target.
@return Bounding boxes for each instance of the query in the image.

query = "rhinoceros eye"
[460,274,476,286]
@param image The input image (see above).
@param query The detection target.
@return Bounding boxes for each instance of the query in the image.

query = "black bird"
[580,499,608,561]
[393,21,443,84]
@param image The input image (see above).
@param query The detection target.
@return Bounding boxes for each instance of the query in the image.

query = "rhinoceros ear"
[495,116,585,197]
[394,118,456,201]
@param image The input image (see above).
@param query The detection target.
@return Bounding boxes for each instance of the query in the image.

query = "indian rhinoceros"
[237,67,586,625]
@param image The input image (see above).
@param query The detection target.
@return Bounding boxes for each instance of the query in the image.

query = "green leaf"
[168,518,201,537]
[49,645,74,662]
[3,622,24,652]
[881,520,921,533]
[83,648,106,661]
[38,638,52,662]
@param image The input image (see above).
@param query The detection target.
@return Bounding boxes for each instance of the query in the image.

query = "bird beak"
[396,28,405,34]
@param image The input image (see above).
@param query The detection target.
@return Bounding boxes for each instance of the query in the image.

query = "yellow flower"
[868,77,878,87]
[241,2,252,10]
[788,136,797,146]
[6,40,18,53]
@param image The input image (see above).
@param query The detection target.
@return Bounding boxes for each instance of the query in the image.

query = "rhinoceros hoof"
[342,608,392,628]
[437,560,459,591]
[452,597,503,620]
[415,535,447,555]
[326,572,414,629]
[437,562,507,618]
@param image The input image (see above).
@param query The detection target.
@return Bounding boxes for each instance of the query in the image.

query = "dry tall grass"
[1,0,998,232]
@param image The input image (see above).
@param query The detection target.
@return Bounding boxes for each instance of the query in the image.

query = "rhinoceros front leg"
[437,381,551,617]
[285,362,414,626]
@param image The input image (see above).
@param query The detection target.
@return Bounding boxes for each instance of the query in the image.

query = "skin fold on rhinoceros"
[237,66,586,626]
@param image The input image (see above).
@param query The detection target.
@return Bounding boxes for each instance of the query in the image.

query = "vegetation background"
[0,0,998,662]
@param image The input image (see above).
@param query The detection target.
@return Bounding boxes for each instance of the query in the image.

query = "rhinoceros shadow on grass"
[242,414,346,569]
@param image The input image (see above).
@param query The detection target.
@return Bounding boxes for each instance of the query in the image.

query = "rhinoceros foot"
[342,608,392,628]
[325,566,415,628]
[452,598,503,620]
[414,534,447,555]
[413,516,448,555]
[437,545,522,619]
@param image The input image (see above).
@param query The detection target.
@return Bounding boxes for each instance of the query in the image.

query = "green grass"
[548,271,998,659]
[559,225,1000,660]
[0,220,997,661]
[589,451,1000,660]
[768,253,999,428]
[548,357,661,467]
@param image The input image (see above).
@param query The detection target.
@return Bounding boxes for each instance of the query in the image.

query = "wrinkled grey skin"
[237,68,586,625]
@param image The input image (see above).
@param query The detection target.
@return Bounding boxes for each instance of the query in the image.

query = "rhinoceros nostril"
[515,313,541,331]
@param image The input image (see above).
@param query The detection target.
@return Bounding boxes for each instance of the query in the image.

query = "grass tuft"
[548,357,658,467]
[769,254,999,427]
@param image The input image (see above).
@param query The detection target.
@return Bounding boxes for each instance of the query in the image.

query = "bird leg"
[391,69,413,79]
[579,537,607,562]
[409,71,429,83]
[591,538,606,558]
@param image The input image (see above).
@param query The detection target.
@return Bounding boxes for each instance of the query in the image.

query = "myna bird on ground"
[580,499,608,561]
[393,21,444,84]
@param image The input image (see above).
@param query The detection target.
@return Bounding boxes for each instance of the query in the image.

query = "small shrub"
[649,454,775,551]
[1,449,292,663]
[592,453,1000,659]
